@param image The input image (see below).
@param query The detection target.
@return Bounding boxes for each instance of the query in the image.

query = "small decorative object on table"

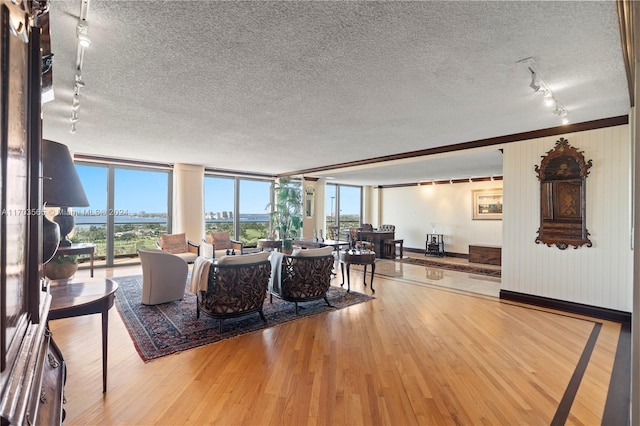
[425,233,445,257]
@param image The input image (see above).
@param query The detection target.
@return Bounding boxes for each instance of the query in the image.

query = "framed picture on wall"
[472,188,503,220]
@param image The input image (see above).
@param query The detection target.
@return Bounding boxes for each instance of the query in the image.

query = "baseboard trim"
[500,290,631,324]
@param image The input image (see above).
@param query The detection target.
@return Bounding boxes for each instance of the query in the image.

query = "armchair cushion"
[291,246,334,257]
[205,231,244,256]
[217,251,270,265]
[159,233,188,254]
[157,233,200,263]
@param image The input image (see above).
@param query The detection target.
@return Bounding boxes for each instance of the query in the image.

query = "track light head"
[77,22,91,47]
[529,69,541,92]
[543,91,555,106]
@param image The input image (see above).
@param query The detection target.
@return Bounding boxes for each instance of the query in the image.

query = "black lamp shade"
[42,139,89,208]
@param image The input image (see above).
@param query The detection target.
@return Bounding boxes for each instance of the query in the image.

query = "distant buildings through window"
[73,161,363,265]
[325,183,362,238]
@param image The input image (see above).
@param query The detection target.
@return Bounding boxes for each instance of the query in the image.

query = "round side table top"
[49,277,118,315]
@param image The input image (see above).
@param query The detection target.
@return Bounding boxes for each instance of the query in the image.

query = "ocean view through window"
[204,175,272,247]
[73,163,170,265]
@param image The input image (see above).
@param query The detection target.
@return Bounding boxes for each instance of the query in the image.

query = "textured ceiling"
[42,1,630,186]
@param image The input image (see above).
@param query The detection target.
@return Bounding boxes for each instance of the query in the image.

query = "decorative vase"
[44,258,78,280]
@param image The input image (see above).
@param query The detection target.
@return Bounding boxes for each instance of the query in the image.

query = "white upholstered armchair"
[138,248,189,305]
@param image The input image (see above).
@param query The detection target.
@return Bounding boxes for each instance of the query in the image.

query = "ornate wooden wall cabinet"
[535,138,592,250]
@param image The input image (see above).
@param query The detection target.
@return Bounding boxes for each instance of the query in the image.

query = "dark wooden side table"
[55,242,97,277]
[257,239,282,252]
[339,250,376,292]
[48,278,118,393]
[293,238,350,250]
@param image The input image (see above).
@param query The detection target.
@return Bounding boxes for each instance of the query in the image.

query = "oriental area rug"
[397,257,501,278]
[114,275,373,362]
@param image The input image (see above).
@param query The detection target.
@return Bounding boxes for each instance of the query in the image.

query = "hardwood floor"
[48,259,627,425]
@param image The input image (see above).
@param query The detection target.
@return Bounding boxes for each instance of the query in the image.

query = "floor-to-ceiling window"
[204,175,272,246]
[74,162,171,266]
[73,164,108,261]
[204,176,235,238]
[325,183,362,238]
[113,168,169,260]
[239,179,271,246]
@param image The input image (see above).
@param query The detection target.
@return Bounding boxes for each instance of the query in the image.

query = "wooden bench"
[383,239,404,259]
[468,245,501,266]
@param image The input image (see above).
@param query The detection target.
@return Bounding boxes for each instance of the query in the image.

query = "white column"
[172,163,204,243]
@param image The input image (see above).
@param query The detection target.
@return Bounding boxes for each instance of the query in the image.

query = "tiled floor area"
[346,252,501,297]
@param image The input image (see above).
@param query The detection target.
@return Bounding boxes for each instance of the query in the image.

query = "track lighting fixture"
[69,0,92,134]
[518,57,570,125]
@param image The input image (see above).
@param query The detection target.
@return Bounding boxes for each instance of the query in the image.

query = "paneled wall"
[376,125,631,312]
[502,125,632,312]
[379,179,504,255]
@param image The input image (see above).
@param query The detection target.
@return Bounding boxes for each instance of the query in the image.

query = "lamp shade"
[42,139,89,207]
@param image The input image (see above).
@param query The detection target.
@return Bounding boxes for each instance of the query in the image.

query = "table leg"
[102,308,108,393]
[363,265,368,287]
[340,262,345,287]
[346,263,351,292]
[370,263,375,292]
[90,249,95,277]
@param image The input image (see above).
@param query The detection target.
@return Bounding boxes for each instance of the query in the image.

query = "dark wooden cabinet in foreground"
[0,1,65,424]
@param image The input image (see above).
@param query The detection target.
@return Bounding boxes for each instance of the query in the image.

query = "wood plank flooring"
[47,259,625,425]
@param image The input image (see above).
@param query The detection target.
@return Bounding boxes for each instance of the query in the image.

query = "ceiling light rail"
[518,57,569,125]
[383,176,505,189]
[69,0,91,134]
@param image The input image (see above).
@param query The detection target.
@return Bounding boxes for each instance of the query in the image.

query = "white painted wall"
[379,179,503,254]
[502,125,632,312]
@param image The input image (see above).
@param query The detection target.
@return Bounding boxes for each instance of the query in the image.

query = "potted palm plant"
[267,177,302,254]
